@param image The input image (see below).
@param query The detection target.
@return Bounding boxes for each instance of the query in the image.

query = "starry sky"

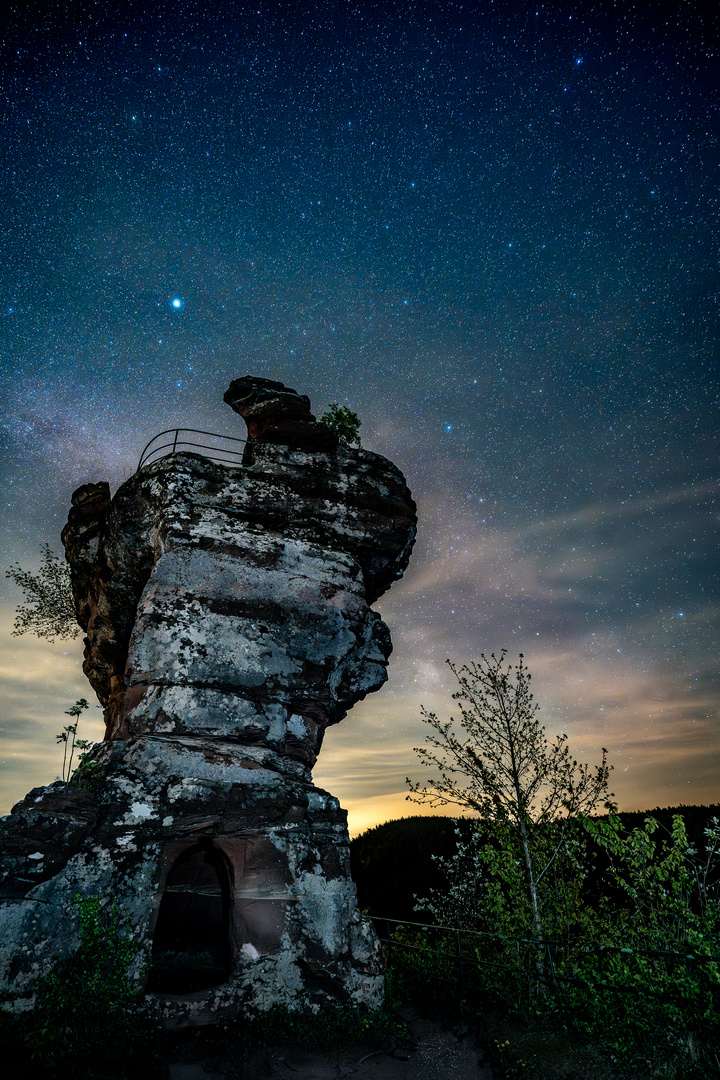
[1,0,718,835]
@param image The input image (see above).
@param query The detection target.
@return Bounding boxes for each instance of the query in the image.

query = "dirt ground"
[164,1012,494,1080]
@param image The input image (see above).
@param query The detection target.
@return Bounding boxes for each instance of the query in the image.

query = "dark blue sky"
[1,1,717,828]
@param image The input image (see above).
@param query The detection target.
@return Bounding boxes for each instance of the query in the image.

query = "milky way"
[1,1,717,831]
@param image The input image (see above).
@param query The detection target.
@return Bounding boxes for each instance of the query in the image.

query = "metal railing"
[136,428,249,472]
[369,914,720,997]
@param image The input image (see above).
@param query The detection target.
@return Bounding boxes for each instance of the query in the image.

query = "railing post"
[457,929,465,992]
[172,429,179,454]
[546,942,560,1006]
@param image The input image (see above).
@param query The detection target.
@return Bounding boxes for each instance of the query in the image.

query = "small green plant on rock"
[70,751,106,793]
[56,699,106,791]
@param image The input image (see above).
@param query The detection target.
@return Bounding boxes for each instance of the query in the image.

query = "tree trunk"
[518,815,546,987]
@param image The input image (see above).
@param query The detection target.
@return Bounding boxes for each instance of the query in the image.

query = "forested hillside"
[350,806,720,922]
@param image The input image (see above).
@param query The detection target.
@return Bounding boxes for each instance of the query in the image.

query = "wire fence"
[369,914,720,1001]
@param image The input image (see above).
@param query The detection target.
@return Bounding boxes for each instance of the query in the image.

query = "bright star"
[171,297,182,309]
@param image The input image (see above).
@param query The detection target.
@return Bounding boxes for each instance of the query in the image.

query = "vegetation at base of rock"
[319,402,362,446]
[5,994,403,1076]
[397,653,720,1077]
[5,543,79,640]
[365,811,720,1078]
[228,999,406,1052]
[350,815,471,921]
[389,921,719,1077]
[15,894,160,1079]
[482,822,715,1072]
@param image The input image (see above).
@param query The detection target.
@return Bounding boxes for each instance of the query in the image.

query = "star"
[0,0,716,828]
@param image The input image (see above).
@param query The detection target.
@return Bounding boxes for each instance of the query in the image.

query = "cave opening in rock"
[147,842,233,994]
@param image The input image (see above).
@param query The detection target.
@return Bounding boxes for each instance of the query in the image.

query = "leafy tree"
[564,813,720,1071]
[319,403,362,446]
[5,543,79,640]
[584,811,720,948]
[407,652,612,962]
[405,655,720,1070]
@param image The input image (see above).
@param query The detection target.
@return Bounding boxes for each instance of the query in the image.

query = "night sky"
[1,1,718,833]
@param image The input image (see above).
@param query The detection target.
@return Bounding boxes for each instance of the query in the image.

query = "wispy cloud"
[319,483,720,833]
[0,615,103,811]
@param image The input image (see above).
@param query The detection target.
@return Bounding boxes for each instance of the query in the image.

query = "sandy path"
[166,1013,494,1080]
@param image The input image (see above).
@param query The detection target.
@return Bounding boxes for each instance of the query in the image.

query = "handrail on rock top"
[137,428,249,472]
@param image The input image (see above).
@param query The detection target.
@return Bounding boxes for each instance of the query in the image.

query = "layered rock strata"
[0,378,416,1026]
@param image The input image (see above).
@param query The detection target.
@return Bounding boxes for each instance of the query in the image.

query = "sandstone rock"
[0,377,416,1025]
[223,375,338,451]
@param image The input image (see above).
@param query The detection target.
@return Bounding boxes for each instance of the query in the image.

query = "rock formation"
[0,377,416,1027]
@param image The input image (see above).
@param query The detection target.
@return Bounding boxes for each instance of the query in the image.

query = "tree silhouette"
[5,544,79,640]
[408,651,612,964]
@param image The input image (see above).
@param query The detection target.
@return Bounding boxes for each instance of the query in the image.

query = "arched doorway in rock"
[147,841,233,994]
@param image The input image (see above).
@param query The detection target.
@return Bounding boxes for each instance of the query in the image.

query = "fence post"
[172,429,179,454]
[457,929,465,992]
[546,943,560,1006]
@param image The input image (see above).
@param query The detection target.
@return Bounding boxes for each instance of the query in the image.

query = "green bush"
[23,894,161,1079]
[236,999,403,1051]
[318,403,362,446]
[402,812,720,1077]
[404,653,720,1075]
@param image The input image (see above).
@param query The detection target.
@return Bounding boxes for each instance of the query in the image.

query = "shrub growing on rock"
[25,894,161,1079]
